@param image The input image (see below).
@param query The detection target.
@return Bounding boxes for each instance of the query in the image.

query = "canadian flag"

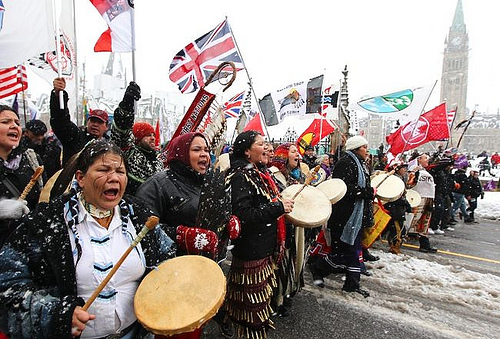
[243,113,265,135]
[90,0,134,52]
[386,103,449,156]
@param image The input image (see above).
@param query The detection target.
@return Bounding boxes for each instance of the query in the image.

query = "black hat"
[25,120,47,135]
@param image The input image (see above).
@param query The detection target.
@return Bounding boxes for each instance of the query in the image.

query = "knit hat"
[133,122,155,143]
[25,119,48,135]
[270,143,293,173]
[166,132,208,167]
[345,135,368,151]
[88,109,109,123]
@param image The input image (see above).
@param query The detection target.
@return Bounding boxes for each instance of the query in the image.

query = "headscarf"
[165,132,208,167]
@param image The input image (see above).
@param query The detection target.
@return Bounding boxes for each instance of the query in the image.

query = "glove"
[119,82,141,112]
[0,198,30,220]
[226,215,241,240]
[176,226,218,257]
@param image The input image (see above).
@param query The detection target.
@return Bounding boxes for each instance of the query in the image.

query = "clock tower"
[440,0,469,135]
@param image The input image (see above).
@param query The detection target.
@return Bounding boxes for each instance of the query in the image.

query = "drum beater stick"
[19,166,44,200]
[291,165,321,200]
[82,215,160,311]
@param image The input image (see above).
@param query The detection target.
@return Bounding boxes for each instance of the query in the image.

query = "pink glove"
[226,215,241,240]
[176,226,218,257]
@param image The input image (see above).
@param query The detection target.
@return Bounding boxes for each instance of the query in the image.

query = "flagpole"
[226,17,271,140]
[130,1,137,82]
[398,80,437,156]
[52,0,65,110]
[456,110,475,149]
[446,105,458,148]
[72,0,80,124]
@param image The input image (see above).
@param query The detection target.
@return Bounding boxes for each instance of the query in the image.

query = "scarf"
[340,151,366,245]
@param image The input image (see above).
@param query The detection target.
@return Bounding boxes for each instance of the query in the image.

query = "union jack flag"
[0,64,28,99]
[222,91,245,118]
[169,19,243,94]
[0,0,5,32]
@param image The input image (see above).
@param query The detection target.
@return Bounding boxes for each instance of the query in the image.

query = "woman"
[316,154,332,179]
[0,139,175,338]
[224,130,293,338]
[269,143,304,189]
[0,105,43,248]
[309,135,374,297]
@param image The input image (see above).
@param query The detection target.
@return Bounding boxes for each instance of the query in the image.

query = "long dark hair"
[230,130,261,163]
[50,139,123,199]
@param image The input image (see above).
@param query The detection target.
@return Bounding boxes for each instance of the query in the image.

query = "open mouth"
[198,160,208,170]
[103,188,119,199]
[7,132,19,139]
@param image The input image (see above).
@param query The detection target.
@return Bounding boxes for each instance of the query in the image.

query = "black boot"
[419,236,438,253]
[362,248,380,262]
[342,285,370,298]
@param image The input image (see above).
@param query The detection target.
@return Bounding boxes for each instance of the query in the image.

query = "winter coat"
[328,152,374,238]
[136,161,203,239]
[50,90,109,165]
[111,107,163,195]
[226,158,284,261]
[0,193,175,339]
[453,169,468,194]
[0,145,43,248]
[466,176,483,198]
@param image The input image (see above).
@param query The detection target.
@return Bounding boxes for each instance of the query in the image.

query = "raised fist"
[119,82,141,112]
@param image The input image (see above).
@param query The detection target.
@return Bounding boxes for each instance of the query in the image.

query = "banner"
[321,84,339,120]
[353,85,433,124]
[386,103,449,156]
[0,65,27,99]
[0,0,55,68]
[296,118,335,155]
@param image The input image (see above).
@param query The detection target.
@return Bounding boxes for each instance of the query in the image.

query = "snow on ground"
[310,250,500,339]
[474,191,500,220]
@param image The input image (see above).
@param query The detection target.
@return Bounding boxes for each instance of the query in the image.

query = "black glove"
[119,81,141,112]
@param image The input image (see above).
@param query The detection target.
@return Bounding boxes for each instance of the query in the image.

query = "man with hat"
[20,119,62,179]
[51,77,110,165]
[302,145,317,169]
[111,82,163,195]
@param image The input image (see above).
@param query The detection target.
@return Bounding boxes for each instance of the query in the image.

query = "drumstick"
[19,166,44,200]
[291,165,321,200]
[82,215,160,311]
[374,169,395,189]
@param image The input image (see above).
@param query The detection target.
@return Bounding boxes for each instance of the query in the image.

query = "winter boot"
[389,244,401,255]
[362,248,380,262]
[419,236,437,253]
[342,285,370,298]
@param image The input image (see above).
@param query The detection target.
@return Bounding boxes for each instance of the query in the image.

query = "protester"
[491,152,500,170]
[21,119,62,179]
[0,139,175,338]
[111,82,163,195]
[451,163,473,223]
[428,157,455,234]
[302,145,317,169]
[0,105,44,248]
[309,135,374,297]
[465,169,483,223]
[224,130,294,338]
[51,77,109,165]
[316,154,332,179]
[407,154,438,253]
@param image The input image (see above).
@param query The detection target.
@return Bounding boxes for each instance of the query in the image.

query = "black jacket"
[227,158,284,261]
[453,169,468,195]
[328,152,374,238]
[50,90,108,165]
[466,176,483,198]
[0,194,174,339]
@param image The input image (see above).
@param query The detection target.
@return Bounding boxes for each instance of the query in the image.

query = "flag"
[296,118,336,155]
[155,119,160,148]
[321,84,339,119]
[222,91,245,118]
[386,103,449,156]
[0,65,27,99]
[260,75,325,126]
[353,85,433,124]
[169,19,243,94]
[483,179,496,192]
[0,0,55,68]
[90,0,134,52]
[243,113,265,135]
[0,0,5,31]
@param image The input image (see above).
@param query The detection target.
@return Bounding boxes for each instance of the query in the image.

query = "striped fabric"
[0,64,27,99]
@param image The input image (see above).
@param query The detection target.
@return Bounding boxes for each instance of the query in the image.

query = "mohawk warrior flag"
[386,103,449,156]
[0,65,27,99]
[169,19,243,94]
[354,86,433,124]
[90,0,135,52]
[222,91,245,118]
[296,118,335,155]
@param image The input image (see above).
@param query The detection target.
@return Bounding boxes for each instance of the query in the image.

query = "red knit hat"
[133,122,155,143]
[270,143,293,173]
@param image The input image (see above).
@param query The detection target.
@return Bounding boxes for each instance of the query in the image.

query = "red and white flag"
[169,19,243,94]
[0,65,27,99]
[386,103,449,156]
[243,113,265,135]
[90,0,134,52]
[447,108,456,128]
[296,118,335,155]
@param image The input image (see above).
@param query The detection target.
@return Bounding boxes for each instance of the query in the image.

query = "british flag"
[0,0,5,32]
[169,19,243,94]
[222,91,245,118]
[0,64,28,99]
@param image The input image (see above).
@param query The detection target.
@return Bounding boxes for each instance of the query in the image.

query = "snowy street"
[203,192,500,338]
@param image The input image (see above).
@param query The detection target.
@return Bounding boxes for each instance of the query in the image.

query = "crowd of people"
[0,78,494,339]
